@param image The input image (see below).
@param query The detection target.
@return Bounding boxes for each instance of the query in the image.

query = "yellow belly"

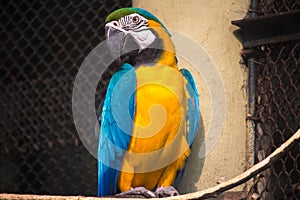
[118,65,190,191]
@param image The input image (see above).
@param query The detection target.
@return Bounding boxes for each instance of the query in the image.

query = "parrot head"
[105,7,176,67]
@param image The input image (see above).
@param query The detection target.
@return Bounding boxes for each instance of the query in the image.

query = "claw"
[115,187,156,198]
[155,186,180,197]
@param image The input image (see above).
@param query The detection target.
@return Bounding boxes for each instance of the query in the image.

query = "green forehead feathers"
[105,7,168,31]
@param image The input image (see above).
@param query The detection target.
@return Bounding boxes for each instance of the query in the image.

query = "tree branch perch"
[1,129,299,200]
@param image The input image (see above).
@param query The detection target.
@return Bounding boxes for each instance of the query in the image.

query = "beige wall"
[133,0,249,193]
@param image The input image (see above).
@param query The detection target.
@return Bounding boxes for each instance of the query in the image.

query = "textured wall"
[133,0,249,193]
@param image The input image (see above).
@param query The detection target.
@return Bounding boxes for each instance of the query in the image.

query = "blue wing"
[175,68,200,185]
[98,63,136,196]
[180,68,200,147]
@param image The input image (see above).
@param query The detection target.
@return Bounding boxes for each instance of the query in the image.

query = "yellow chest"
[133,65,186,145]
[117,65,190,191]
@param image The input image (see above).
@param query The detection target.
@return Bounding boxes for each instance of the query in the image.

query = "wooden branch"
[1,129,299,200]
[166,128,300,200]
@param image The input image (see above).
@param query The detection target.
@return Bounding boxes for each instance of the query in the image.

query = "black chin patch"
[122,34,140,56]
[120,34,140,65]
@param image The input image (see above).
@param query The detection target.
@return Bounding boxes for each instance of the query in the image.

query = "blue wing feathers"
[180,68,200,147]
[98,63,136,196]
[175,68,200,186]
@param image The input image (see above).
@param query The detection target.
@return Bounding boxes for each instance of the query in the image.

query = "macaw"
[98,7,200,197]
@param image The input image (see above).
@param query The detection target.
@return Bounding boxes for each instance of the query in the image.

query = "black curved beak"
[105,25,140,62]
[105,26,125,59]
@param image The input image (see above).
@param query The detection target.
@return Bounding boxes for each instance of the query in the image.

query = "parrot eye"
[112,21,119,27]
[132,15,140,24]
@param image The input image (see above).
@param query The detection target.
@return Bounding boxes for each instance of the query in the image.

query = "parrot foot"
[155,186,180,197]
[115,187,156,198]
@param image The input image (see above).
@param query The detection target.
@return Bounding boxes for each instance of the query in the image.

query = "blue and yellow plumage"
[98,7,200,197]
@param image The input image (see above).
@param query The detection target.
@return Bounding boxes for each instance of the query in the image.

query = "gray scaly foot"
[115,187,156,198]
[155,186,180,197]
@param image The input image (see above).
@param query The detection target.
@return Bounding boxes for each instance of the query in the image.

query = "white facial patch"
[106,14,156,52]
[129,29,156,52]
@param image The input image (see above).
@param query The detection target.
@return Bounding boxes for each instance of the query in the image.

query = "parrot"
[98,7,200,197]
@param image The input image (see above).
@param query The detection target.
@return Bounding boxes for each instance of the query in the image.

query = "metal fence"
[258,0,300,15]
[234,0,300,199]
[255,40,300,199]
[0,0,131,196]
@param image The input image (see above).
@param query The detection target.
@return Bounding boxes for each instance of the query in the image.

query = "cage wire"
[0,0,132,196]
[258,0,300,15]
[255,41,300,199]
[251,1,300,199]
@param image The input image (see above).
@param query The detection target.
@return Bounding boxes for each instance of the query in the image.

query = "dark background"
[0,0,131,196]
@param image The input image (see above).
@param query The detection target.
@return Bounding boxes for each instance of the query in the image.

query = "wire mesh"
[245,2,300,199]
[254,40,300,199]
[259,0,300,15]
[0,0,131,196]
